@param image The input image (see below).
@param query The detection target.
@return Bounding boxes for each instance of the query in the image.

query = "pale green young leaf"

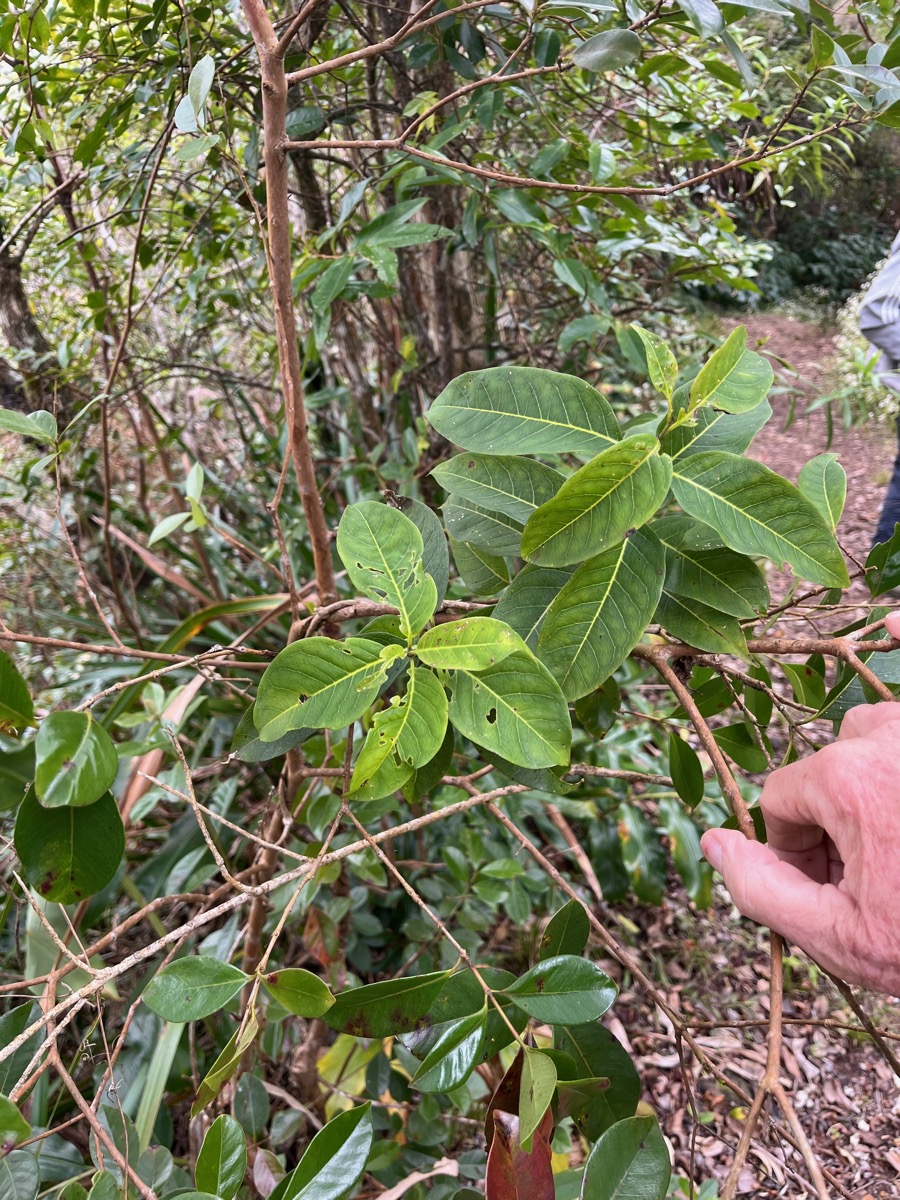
[426,366,620,456]
[254,637,395,741]
[148,511,190,546]
[188,55,216,117]
[0,408,57,443]
[661,398,771,459]
[448,651,571,768]
[654,590,748,656]
[432,453,564,522]
[443,498,523,558]
[492,564,573,649]
[689,325,772,414]
[337,502,437,639]
[671,451,849,587]
[416,616,526,672]
[537,527,665,701]
[797,453,846,531]
[630,324,678,401]
[349,664,448,797]
[522,436,672,567]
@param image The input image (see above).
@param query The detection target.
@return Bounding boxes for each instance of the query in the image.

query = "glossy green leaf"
[798,453,846,530]
[522,437,672,568]
[661,398,771,460]
[631,324,677,400]
[143,957,248,1022]
[538,527,665,700]
[234,1073,271,1139]
[690,325,771,414]
[416,616,525,672]
[15,788,124,904]
[261,968,335,1017]
[349,664,448,798]
[555,1023,641,1137]
[448,651,571,769]
[671,451,849,587]
[195,1115,246,1200]
[254,637,395,741]
[34,712,118,809]
[270,1105,373,1200]
[398,498,449,604]
[413,1004,487,1092]
[426,366,620,456]
[654,590,748,656]
[410,967,526,1063]
[713,723,769,772]
[539,900,590,961]
[0,652,34,735]
[781,661,826,711]
[324,969,451,1038]
[492,564,573,649]
[191,1011,258,1117]
[449,536,510,596]
[432,454,564,522]
[676,0,724,37]
[0,1151,39,1200]
[580,1115,670,1199]
[337,501,437,638]
[0,1095,30,1146]
[655,519,769,619]
[667,733,704,808]
[572,28,642,72]
[519,1050,557,1151]
[501,956,616,1025]
[444,498,523,557]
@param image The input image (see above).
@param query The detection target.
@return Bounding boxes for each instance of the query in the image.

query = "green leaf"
[0,1095,30,1146]
[448,652,571,769]
[337,502,437,639]
[661,398,771,460]
[34,712,118,809]
[492,564,573,649]
[0,1004,39,1095]
[798,453,846,530]
[143,958,248,1022]
[0,407,57,443]
[311,258,355,313]
[654,590,748,656]
[148,511,191,546]
[324,970,451,1038]
[427,366,620,457]
[539,900,590,961]
[444,498,523,558]
[519,1050,557,1151]
[261,968,335,1018]
[630,325,677,400]
[667,733,704,808]
[231,705,312,763]
[654,517,769,619]
[781,661,826,711]
[555,1023,641,1137]
[14,788,124,903]
[619,804,666,904]
[271,1106,373,1200]
[659,797,712,907]
[572,28,642,72]
[416,616,525,672]
[522,436,672,568]
[188,55,216,117]
[0,1151,39,1200]
[574,678,620,740]
[581,1115,670,1199]
[500,956,617,1025]
[449,537,509,596]
[538,527,665,700]
[671,451,849,587]
[676,0,724,36]
[690,326,772,414]
[0,651,34,735]
[866,524,900,597]
[432,454,564,522]
[412,1005,487,1092]
[191,1012,258,1117]
[195,1115,246,1200]
[398,498,449,604]
[254,637,395,741]
[349,664,448,798]
[713,723,769,772]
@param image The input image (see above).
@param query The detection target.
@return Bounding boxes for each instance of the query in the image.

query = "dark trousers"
[874,415,900,547]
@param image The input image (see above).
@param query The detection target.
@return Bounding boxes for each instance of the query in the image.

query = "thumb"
[701,829,858,971]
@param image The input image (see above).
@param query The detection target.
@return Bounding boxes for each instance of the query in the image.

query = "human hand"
[701,617,900,994]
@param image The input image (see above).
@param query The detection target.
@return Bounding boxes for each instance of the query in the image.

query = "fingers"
[701,829,860,976]
[838,700,900,741]
[884,611,900,641]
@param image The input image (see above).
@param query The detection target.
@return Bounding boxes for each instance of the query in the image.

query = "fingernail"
[701,832,723,872]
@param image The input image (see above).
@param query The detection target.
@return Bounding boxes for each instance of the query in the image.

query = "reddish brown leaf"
[485,1109,554,1200]
[485,1049,524,1148]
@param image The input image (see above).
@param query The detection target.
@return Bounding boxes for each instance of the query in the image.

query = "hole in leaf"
[486,708,497,725]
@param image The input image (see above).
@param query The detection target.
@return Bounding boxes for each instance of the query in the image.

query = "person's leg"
[873,414,900,547]
[860,323,900,546]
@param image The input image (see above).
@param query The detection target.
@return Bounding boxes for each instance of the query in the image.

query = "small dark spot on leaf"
[466,460,475,469]
[414,1015,431,1031]
[534,977,545,992]
[267,972,279,984]
[63,759,75,771]
[347,1016,370,1037]
[38,874,56,895]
